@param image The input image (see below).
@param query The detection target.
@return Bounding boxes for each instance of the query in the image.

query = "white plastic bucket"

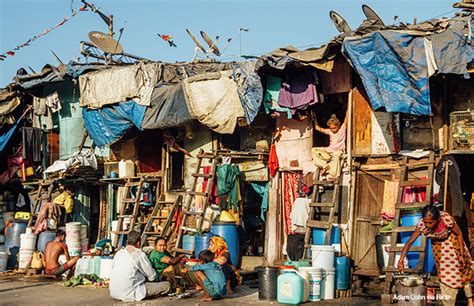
[81,238,89,253]
[0,251,9,272]
[296,267,316,302]
[99,258,114,279]
[110,221,118,243]
[308,269,324,301]
[20,233,37,251]
[66,222,81,244]
[382,243,407,268]
[80,225,88,239]
[311,245,335,269]
[18,250,34,269]
[322,267,335,300]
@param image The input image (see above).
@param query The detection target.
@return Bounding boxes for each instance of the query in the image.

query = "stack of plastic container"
[18,228,36,269]
[80,225,89,254]
[311,244,336,300]
[65,222,81,256]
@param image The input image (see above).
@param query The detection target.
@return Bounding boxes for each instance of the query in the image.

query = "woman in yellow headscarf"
[208,236,241,293]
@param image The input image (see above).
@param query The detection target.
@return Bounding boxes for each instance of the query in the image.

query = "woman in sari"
[208,236,240,293]
[398,205,473,306]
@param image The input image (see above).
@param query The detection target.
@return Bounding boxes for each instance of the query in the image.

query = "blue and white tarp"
[343,31,431,115]
[82,100,146,147]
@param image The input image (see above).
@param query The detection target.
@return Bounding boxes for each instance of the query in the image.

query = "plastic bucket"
[308,269,324,301]
[335,256,351,290]
[0,252,8,272]
[322,267,335,300]
[312,228,326,245]
[18,249,34,269]
[400,211,422,269]
[182,235,195,258]
[298,267,321,302]
[311,245,335,269]
[258,267,280,300]
[66,222,81,244]
[19,233,36,251]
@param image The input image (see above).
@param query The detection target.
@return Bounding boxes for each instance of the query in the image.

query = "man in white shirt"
[109,231,170,302]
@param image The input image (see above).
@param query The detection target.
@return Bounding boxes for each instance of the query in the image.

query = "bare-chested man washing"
[43,229,79,277]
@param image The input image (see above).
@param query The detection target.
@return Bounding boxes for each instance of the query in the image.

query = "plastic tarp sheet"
[141,83,193,129]
[343,31,431,115]
[232,61,263,124]
[79,62,160,109]
[82,100,146,147]
[183,70,245,134]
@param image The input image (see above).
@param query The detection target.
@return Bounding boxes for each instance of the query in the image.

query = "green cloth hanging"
[216,164,240,212]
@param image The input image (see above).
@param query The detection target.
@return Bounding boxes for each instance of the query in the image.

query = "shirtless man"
[43,229,79,277]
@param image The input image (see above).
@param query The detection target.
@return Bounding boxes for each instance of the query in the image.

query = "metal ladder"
[301,167,341,259]
[140,195,182,247]
[111,176,145,248]
[384,151,435,274]
[173,149,218,256]
[28,180,55,227]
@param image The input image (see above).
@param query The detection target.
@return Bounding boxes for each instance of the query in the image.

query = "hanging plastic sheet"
[343,31,431,115]
[82,100,146,147]
[232,61,263,124]
[0,117,21,152]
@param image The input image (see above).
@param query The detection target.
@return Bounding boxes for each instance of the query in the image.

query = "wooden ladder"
[140,195,182,247]
[28,180,55,227]
[173,149,218,256]
[111,176,145,248]
[301,167,342,259]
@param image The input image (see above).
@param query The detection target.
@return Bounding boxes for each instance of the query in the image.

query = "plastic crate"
[450,111,474,151]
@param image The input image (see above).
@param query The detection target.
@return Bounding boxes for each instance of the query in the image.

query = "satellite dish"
[88,31,123,54]
[200,31,221,56]
[186,29,207,53]
[329,11,352,34]
[362,4,385,26]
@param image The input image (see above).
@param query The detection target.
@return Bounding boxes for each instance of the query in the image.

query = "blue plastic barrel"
[5,221,27,268]
[37,231,56,252]
[335,256,351,290]
[312,226,340,245]
[195,232,215,258]
[211,222,239,267]
[399,211,422,269]
[424,238,436,273]
[182,235,195,258]
[329,226,341,245]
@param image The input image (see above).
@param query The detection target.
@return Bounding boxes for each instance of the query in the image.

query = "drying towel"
[290,197,311,232]
[381,180,399,221]
[183,71,245,134]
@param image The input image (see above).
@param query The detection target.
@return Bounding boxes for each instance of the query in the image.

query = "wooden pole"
[443,160,449,211]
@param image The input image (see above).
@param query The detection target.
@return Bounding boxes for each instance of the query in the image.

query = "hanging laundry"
[381,180,399,221]
[53,190,74,214]
[435,156,464,217]
[283,172,299,235]
[250,182,269,221]
[278,70,318,112]
[290,197,311,232]
[216,164,241,212]
[263,75,292,118]
[268,143,279,177]
[21,127,43,163]
[44,92,62,112]
[202,166,219,205]
[32,96,53,130]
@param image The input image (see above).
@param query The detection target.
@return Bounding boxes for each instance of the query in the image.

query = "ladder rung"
[180,226,198,233]
[390,226,417,232]
[197,154,215,159]
[395,202,429,209]
[123,198,137,203]
[187,191,208,196]
[192,173,212,178]
[406,162,433,169]
[183,210,204,216]
[399,180,431,187]
[306,220,330,229]
[309,202,335,208]
[118,214,135,218]
[151,216,169,219]
[143,231,161,235]
[156,201,174,205]
[387,246,425,252]
[174,248,194,255]
[383,267,420,273]
[110,230,131,235]
[313,181,337,186]
[125,182,142,187]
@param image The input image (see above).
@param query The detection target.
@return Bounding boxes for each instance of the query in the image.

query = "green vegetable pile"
[63,274,107,287]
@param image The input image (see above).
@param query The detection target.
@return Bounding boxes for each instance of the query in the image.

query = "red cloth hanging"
[283,172,299,235]
[268,143,279,177]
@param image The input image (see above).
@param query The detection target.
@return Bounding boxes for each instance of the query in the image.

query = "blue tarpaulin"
[343,31,431,115]
[0,117,21,152]
[82,100,147,147]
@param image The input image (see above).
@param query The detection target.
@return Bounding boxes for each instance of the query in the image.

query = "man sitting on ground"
[109,231,170,302]
[43,229,79,278]
[148,236,195,292]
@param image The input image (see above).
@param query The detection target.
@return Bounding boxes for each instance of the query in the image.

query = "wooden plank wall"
[352,87,372,155]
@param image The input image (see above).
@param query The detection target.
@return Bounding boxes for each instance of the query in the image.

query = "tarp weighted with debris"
[82,100,146,147]
[343,31,432,115]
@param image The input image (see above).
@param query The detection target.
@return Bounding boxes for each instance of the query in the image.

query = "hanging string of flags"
[0,10,80,62]
[157,33,177,47]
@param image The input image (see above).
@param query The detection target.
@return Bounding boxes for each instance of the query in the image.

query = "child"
[189,250,227,301]
[312,111,348,181]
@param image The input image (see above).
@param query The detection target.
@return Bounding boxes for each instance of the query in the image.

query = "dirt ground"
[0,273,381,305]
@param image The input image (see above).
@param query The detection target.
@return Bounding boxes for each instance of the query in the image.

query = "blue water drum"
[312,226,340,245]
[182,235,196,258]
[195,232,215,258]
[424,238,436,273]
[5,221,27,268]
[211,222,239,267]
[399,211,422,269]
[335,256,351,290]
[37,231,56,252]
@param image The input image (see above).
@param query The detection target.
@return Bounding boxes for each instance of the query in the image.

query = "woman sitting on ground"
[208,236,240,294]
[398,205,473,306]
